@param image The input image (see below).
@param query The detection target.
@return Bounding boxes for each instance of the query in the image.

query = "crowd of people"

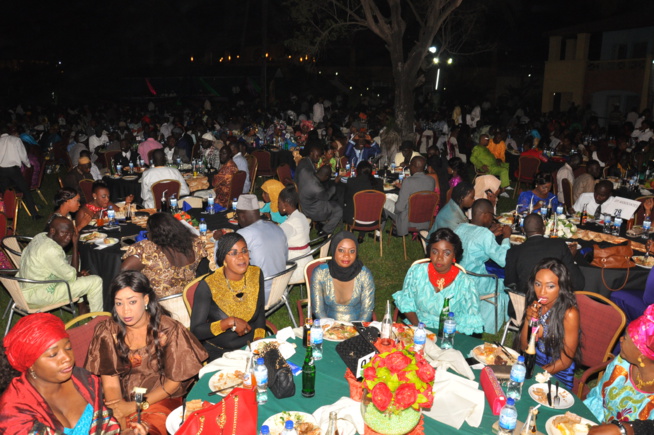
[1,97,654,433]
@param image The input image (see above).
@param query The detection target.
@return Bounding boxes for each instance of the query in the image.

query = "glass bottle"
[380,300,393,345]
[301,346,316,397]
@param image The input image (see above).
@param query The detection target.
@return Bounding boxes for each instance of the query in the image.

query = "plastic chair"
[246,154,258,193]
[513,156,541,198]
[296,257,331,326]
[500,287,526,346]
[264,261,298,327]
[3,189,20,234]
[0,269,79,336]
[229,171,247,203]
[573,291,627,399]
[349,190,386,257]
[388,191,439,260]
[65,312,112,367]
[561,178,574,215]
[287,233,333,289]
[78,179,94,203]
[182,274,209,315]
[252,150,273,177]
[276,164,293,185]
[151,179,181,211]
[1,235,33,268]
[159,293,190,328]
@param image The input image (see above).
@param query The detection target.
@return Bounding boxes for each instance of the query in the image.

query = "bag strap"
[601,264,631,292]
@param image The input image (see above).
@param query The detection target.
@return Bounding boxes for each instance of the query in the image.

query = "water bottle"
[441,312,456,349]
[232,197,238,211]
[399,172,405,182]
[506,356,526,401]
[413,322,427,353]
[540,206,547,219]
[254,357,269,404]
[129,162,134,173]
[380,300,393,345]
[199,218,207,236]
[176,157,182,167]
[116,163,122,174]
[390,162,396,172]
[556,204,564,215]
[260,425,270,435]
[498,398,518,434]
[170,195,178,213]
[612,210,622,236]
[140,158,145,167]
[310,319,323,360]
[643,215,651,239]
[208,195,215,214]
[345,163,351,173]
[107,206,116,226]
[603,214,612,234]
[281,420,298,435]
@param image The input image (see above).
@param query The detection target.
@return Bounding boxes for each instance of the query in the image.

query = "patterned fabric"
[535,310,575,389]
[487,139,506,162]
[122,238,210,297]
[310,264,375,322]
[584,355,654,423]
[393,263,484,334]
[212,160,238,208]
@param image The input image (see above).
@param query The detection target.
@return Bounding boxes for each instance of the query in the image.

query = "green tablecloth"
[187,335,598,433]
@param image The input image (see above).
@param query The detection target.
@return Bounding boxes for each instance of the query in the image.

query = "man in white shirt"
[0,130,41,218]
[229,143,250,193]
[631,120,653,144]
[556,154,581,203]
[140,149,190,209]
[88,128,108,162]
[572,180,614,217]
[312,97,325,124]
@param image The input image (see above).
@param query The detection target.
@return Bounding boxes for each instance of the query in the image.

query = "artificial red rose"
[422,388,434,409]
[394,383,418,410]
[363,367,377,381]
[417,363,435,383]
[385,351,411,374]
[397,370,409,382]
[371,382,393,411]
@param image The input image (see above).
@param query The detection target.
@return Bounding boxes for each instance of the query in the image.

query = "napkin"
[424,369,484,429]
[198,349,250,378]
[423,339,475,380]
[312,397,364,435]
[182,201,193,212]
[135,230,148,242]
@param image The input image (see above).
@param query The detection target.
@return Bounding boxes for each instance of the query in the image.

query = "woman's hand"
[588,424,623,434]
[232,317,252,336]
[127,422,149,435]
[76,210,93,229]
[105,399,138,425]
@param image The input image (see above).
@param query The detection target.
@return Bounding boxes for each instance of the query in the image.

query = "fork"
[553,380,560,407]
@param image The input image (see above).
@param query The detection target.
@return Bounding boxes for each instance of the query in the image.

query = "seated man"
[80,150,102,181]
[140,149,190,209]
[470,134,511,190]
[229,142,251,194]
[572,179,614,218]
[163,136,189,165]
[137,136,164,165]
[113,138,140,169]
[556,154,581,203]
[505,214,585,295]
[63,156,93,192]
[345,132,380,168]
[455,199,510,333]
[298,162,343,235]
[572,160,601,203]
[394,141,421,168]
[384,156,435,236]
[18,217,103,313]
[212,146,239,208]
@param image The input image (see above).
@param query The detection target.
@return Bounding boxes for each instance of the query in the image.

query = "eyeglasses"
[226,248,250,257]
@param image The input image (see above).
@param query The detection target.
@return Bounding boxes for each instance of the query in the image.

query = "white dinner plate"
[633,256,654,269]
[165,405,184,434]
[528,383,574,409]
[262,412,318,435]
[95,237,119,247]
[122,175,138,181]
[322,321,358,342]
[545,415,596,435]
[208,369,244,397]
[470,343,520,365]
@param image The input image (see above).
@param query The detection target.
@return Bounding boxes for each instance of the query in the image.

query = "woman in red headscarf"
[0,313,146,435]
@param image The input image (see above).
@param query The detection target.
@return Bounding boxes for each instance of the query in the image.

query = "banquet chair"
[160,293,190,328]
[3,189,21,234]
[180,196,204,209]
[296,257,331,326]
[229,171,247,202]
[264,261,298,327]
[1,235,33,268]
[276,164,293,185]
[252,150,273,178]
[349,190,386,257]
[513,156,541,198]
[103,150,121,169]
[500,286,526,346]
[182,274,209,315]
[65,312,112,367]
[631,195,654,226]
[20,165,35,217]
[454,263,501,334]
[418,230,429,257]
[287,233,333,297]
[151,179,181,211]
[573,291,626,399]
[246,154,258,193]
[78,179,94,203]
[0,269,79,336]
[388,191,439,260]
[561,178,574,215]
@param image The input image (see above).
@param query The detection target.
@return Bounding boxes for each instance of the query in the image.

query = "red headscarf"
[3,313,69,372]
[628,304,654,361]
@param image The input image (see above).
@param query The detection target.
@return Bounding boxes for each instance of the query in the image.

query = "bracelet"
[231,318,237,332]
[610,420,627,435]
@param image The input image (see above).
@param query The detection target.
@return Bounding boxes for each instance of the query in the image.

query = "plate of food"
[510,235,526,245]
[633,255,654,269]
[323,321,358,342]
[208,369,245,397]
[95,237,119,246]
[262,411,320,435]
[165,400,210,434]
[528,383,575,409]
[122,175,139,181]
[471,343,519,365]
[80,232,107,243]
[546,412,596,435]
[394,324,436,348]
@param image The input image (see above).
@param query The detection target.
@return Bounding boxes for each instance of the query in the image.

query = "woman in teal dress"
[516,172,560,214]
[393,228,484,334]
[311,231,375,321]
[584,304,654,424]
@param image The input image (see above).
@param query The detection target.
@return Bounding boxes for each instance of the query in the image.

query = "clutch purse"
[261,343,296,399]
[176,388,257,435]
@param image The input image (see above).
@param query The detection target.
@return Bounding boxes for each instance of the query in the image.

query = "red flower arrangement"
[173,211,199,227]
[361,349,435,413]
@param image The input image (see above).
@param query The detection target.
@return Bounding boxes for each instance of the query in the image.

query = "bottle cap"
[313,319,320,326]
[257,357,264,365]
[517,355,525,363]
[284,420,294,429]
[260,425,270,435]
[506,398,515,406]
[448,312,454,318]
[418,322,425,328]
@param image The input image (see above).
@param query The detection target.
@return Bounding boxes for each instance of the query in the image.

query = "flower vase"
[361,388,422,435]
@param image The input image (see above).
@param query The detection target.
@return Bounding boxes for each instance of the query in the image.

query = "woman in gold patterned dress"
[190,232,266,361]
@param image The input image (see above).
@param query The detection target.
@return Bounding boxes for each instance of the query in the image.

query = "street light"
[429,46,437,54]
[447,58,453,65]
[433,58,439,64]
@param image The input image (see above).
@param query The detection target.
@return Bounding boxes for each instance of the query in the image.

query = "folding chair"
[500,286,526,346]
[264,261,298,327]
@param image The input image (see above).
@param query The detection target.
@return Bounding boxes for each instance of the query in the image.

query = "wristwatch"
[610,420,627,435]
[140,401,150,411]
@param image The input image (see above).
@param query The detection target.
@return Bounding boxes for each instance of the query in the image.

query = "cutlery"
[180,400,187,425]
[553,380,560,407]
[493,341,515,362]
[546,378,552,406]
[208,382,243,396]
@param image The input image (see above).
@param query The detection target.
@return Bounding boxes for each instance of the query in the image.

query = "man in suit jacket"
[505,214,585,294]
[384,156,435,236]
[298,162,343,235]
[112,139,140,169]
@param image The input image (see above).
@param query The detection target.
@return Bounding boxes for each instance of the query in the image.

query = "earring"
[639,355,647,368]
[145,305,149,311]
[452,258,456,263]
[29,369,37,380]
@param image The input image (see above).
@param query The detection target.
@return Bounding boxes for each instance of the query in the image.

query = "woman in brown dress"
[85,271,208,434]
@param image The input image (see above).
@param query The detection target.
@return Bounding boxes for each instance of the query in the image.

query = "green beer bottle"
[302,345,316,397]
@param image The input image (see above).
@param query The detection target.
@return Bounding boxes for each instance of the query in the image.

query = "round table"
[103,174,142,203]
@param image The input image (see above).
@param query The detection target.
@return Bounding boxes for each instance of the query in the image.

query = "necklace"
[226,276,247,300]
[634,366,654,390]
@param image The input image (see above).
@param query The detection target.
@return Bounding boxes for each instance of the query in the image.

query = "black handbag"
[261,343,295,399]
[335,325,379,380]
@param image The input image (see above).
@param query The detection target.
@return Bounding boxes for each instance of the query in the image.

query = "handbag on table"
[260,342,296,399]
[590,241,635,291]
[176,388,257,435]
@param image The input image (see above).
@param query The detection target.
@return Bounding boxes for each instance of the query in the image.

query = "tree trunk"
[393,64,417,143]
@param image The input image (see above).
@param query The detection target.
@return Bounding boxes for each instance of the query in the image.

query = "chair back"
[246,155,258,192]
[411,258,429,267]
[0,270,31,313]
[180,196,204,209]
[252,150,272,176]
[65,313,112,367]
[229,171,247,201]
[151,180,181,210]
[22,166,34,187]
[3,189,19,232]
[264,262,298,311]
[1,235,33,268]
[276,164,293,185]
[183,274,209,315]
[104,150,121,169]
[407,191,439,231]
[34,156,47,190]
[507,290,526,325]
[575,291,626,368]
[350,190,386,230]
[633,196,654,226]
[78,179,94,203]
[339,156,348,169]
[418,230,429,256]
[298,257,331,325]
[516,156,541,182]
[159,293,190,328]
[0,213,7,240]
[562,178,574,213]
